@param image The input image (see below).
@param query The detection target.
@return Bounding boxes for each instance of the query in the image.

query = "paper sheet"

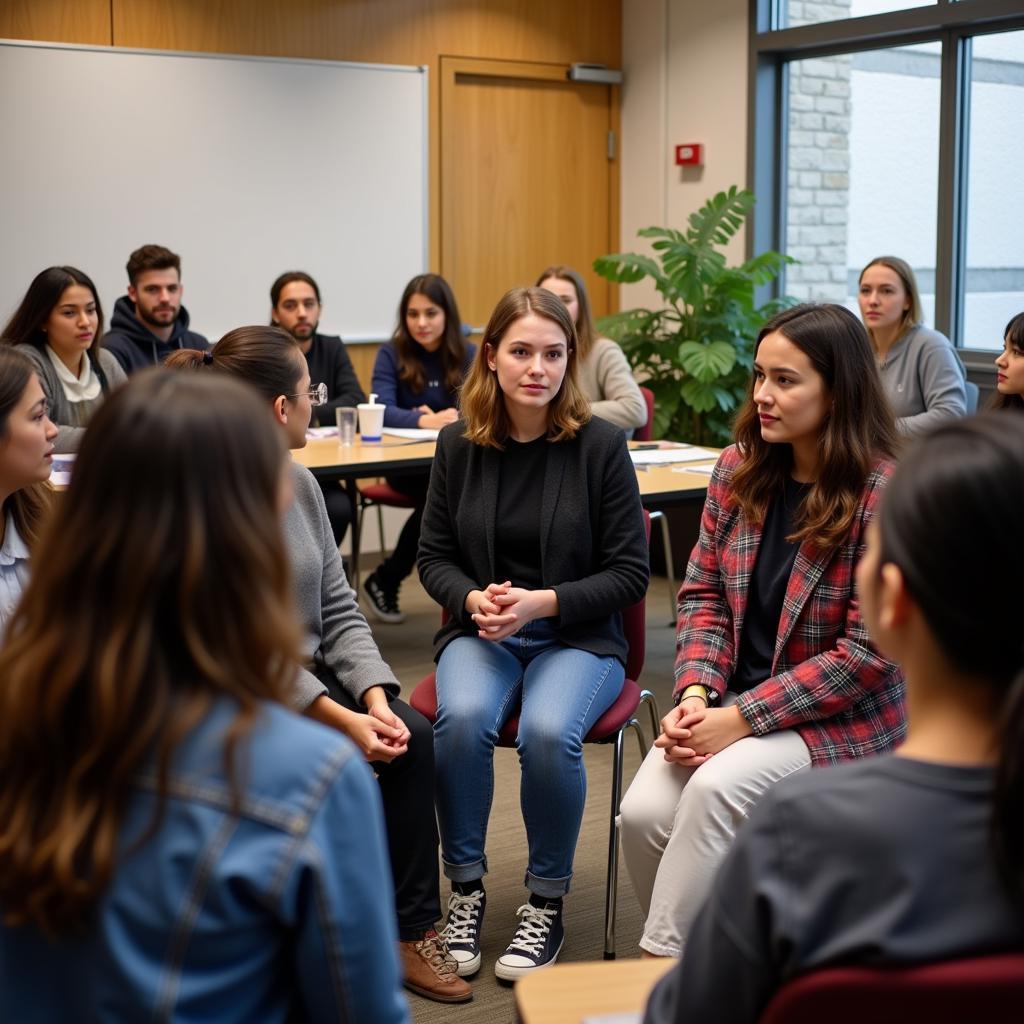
[630,447,719,466]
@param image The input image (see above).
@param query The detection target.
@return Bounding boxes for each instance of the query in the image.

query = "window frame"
[749,0,1024,366]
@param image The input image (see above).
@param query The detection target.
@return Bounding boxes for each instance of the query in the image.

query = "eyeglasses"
[286,382,327,407]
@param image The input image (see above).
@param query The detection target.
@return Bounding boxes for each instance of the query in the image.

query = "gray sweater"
[644,756,1024,1024]
[285,462,399,710]
[877,324,966,438]
[16,344,127,453]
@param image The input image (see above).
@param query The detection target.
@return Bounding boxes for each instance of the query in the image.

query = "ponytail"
[164,327,303,402]
[993,672,1024,906]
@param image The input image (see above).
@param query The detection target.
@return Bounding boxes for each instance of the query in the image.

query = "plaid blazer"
[674,445,906,766]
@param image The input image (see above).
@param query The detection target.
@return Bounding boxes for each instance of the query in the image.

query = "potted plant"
[594,186,792,445]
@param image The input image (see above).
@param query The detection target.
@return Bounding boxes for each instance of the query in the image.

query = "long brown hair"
[1,266,106,364]
[461,287,590,449]
[0,370,300,936]
[0,348,53,551]
[731,304,898,550]
[858,255,924,347]
[392,273,466,395]
[536,265,597,361]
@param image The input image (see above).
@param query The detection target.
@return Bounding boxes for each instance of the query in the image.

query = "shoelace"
[507,903,558,955]
[442,891,484,945]
[415,934,458,977]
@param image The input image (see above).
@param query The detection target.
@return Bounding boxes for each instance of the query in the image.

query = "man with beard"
[103,244,209,373]
[271,271,366,546]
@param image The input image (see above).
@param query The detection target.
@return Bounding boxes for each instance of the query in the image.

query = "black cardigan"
[417,416,650,665]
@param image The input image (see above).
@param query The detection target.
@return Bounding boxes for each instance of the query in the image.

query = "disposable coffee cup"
[336,406,357,446]
[357,393,385,442]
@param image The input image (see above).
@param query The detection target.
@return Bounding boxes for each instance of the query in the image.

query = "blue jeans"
[434,618,625,898]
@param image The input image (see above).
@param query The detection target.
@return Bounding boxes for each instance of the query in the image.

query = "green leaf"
[680,377,720,414]
[677,340,737,382]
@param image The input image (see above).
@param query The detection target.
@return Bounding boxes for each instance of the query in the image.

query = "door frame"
[438,55,621,317]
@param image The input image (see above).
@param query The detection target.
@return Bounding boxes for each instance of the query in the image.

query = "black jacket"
[102,296,210,374]
[417,416,650,666]
[303,333,366,426]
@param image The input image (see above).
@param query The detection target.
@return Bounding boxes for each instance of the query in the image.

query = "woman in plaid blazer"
[621,304,907,958]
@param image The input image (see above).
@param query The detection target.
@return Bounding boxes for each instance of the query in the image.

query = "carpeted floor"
[364,564,679,1024]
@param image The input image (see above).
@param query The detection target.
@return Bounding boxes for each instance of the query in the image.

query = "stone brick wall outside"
[785,0,853,302]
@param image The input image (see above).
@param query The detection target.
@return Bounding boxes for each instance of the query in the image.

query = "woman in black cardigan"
[418,287,649,982]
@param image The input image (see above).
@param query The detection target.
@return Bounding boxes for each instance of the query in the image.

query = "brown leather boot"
[399,929,473,1003]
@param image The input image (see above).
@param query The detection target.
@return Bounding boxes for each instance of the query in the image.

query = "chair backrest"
[636,386,655,442]
[758,954,1024,1024]
[965,379,980,414]
[621,509,651,681]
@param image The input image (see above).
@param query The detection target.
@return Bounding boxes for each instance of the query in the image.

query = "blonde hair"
[859,256,924,345]
[535,265,596,361]
[460,287,590,449]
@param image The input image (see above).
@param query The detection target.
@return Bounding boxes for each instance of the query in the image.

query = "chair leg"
[639,689,661,745]
[604,724,627,960]
[656,511,677,626]
[353,500,365,591]
[376,505,387,560]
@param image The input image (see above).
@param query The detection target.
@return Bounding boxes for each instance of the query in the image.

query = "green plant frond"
[680,377,721,414]
[637,226,687,245]
[686,187,755,250]
[592,252,668,287]
[677,339,738,381]
[738,250,795,285]
[711,384,740,412]
[596,308,662,337]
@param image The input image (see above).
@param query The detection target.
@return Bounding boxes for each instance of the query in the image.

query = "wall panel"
[0,0,110,45]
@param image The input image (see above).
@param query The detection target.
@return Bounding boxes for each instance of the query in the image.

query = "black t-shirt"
[494,435,548,590]
[731,475,810,694]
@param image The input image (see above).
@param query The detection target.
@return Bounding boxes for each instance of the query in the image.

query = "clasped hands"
[465,581,558,643]
[654,698,753,767]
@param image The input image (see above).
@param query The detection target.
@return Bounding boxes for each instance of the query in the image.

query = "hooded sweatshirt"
[102,295,210,374]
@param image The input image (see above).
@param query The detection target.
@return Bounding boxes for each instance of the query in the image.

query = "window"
[784,43,941,324]
[962,28,1024,350]
[753,0,1024,361]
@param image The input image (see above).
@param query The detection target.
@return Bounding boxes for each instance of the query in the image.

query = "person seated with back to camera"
[2,266,126,453]
[167,327,470,1004]
[644,411,1024,1024]
[418,286,649,981]
[0,369,408,1023]
[620,303,906,961]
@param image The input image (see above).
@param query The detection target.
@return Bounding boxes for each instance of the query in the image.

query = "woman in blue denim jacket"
[0,370,409,1023]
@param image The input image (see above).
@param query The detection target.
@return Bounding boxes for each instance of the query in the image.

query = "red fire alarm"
[675,143,703,166]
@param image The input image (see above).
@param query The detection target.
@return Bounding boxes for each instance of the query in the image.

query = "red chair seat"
[759,954,1024,1024]
[358,482,419,507]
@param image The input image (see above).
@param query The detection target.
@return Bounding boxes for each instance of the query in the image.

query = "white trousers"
[620,696,810,957]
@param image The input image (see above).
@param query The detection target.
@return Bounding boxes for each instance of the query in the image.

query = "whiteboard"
[0,40,427,343]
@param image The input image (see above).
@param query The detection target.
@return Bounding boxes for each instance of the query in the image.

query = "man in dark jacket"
[103,244,209,373]
[271,270,366,546]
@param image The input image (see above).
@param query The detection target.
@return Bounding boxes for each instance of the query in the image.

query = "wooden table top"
[514,959,676,1024]
[292,435,719,505]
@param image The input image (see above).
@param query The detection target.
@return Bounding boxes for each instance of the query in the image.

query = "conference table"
[291,433,718,580]
[514,958,676,1024]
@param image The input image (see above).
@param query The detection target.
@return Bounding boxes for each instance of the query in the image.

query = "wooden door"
[440,57,619,332]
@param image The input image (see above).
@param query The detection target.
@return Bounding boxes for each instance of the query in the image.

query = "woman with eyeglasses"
[167,328,471,1004]
[0,369,408,1022]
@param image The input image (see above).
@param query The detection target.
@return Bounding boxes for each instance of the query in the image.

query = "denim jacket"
[0,699,410,1023]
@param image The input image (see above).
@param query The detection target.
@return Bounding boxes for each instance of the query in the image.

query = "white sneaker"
[494,902,564,981]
